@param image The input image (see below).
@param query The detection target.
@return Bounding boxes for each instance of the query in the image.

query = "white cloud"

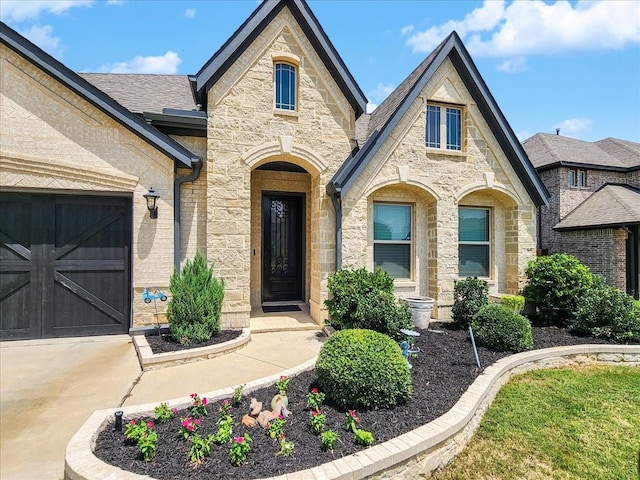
[98,51,182,74]
[19,24,64,57]
[367,82,395,105]
[366,102,378,114]
[401,24,414,36]
[106,0,124,4]
[496,56,527,73]
[554,117,593,138]
[0,0,93,22]
[407,1,640,58]
[184,8,196,18]
[516,130,533,142]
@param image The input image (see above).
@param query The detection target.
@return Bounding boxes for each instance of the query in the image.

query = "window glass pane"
[426,105,440,148]
[459,245,489,277]
[375,244,410,279]
[459,208,489,242]
[374,204,411,241]
[446,107,461,150]
[275,64,295,110]
[577,170,586,187]
[568,170,576,186]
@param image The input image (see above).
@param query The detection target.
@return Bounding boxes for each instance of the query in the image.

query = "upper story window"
[458,207,490,278]
[426,103,463,151]
[568,168,587,188]
[374,203,412,279]
[275,63,296,111]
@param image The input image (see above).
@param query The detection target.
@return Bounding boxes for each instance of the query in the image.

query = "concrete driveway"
[0,335,141,480]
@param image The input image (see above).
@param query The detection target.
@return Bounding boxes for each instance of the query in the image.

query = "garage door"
[0,192,132,340]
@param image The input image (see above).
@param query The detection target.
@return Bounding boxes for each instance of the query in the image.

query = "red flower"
[202,397,208,406]
[311,388,319,394]
[129,420,136,426]
[279,434,285,440]
[147,421,153,429]
[190,393,197,399]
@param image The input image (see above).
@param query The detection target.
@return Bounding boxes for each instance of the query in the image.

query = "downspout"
[174,159,203,273]
[327,185,342,271]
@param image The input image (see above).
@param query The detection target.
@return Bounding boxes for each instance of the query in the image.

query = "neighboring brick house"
[523,133,640,299]
[0,0,548,340]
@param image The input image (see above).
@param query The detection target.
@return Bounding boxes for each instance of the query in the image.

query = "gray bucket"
[402,296,435,329]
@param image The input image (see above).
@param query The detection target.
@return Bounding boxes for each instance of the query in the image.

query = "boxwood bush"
[167,251,224,345]
[451,277,489,329]
[572,279,640,343]
[324,268,412,339]
[315,329,413,410]
[523,253,594,327]
[500,294,525,314]
[471,304,533,352]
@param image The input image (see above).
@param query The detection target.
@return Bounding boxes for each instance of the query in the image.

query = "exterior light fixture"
[143,187,160,219]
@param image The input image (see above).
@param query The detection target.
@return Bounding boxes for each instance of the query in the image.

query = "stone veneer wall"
[0,44,178,330]
[340,58,537,319]
[205,7,356,328]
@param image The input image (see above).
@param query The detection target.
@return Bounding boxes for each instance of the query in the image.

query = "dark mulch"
[96,324,613,479]
[144,330,243,355]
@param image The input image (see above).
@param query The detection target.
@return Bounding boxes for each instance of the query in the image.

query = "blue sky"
[2,0,639,142]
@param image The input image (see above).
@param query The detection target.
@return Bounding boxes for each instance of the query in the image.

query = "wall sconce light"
[143,187,159,219]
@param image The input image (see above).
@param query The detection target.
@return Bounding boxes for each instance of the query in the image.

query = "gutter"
[174,160,203,272]
[326,182,342,271]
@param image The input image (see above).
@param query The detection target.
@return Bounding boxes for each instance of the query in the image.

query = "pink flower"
[279,434,285,440]
[202,397,208,406]
[195,418,201,425]
[280,376,286,380]
[278,414,283,420]
[129,420,136,426]
[171,407,178,414]
[311,388,319,394]
[221,399,228,406]
[187,425,194,431]
[234,436,244,444]
[190,393,197,399]
[147,421,153,429]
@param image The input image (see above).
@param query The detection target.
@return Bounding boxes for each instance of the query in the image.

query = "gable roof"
[0,22,199,169]
[523,133,640,172]
[327,31,549,208]
[554,184,640,231]
[192,0,367,117]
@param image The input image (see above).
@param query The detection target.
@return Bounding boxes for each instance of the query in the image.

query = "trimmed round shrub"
[452,277,489,329]
[572,280,640,344]
[315,329,412,410]
[471,304,533,352]
[167,251,224,345]
[523,253,594,327]
[325,268,411,340]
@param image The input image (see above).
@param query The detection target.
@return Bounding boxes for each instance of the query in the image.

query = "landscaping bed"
[94,324,613,479]
[144,330,243,355]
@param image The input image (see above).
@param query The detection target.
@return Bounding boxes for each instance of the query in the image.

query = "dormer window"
[426,103,463,151]
[275,63,296,111]
[568,168,587,188]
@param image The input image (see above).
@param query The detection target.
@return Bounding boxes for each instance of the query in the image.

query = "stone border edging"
[65,344,640,480]
[132,328,251,370]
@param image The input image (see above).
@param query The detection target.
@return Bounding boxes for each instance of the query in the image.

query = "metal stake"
[468,325,481,369]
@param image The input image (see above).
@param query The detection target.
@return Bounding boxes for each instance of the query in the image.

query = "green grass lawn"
[431,366,640,480]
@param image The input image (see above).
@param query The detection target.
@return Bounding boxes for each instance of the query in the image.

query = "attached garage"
[0,192,132,340]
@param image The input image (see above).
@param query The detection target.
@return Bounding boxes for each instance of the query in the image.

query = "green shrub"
[500,295,525,314]
[471,304,533,352]
[523,253,594,327]
[451,277,489,329]
[572,280,640,343]
[167,251,224,345]
[315,329,412,410]
[324,268,411,339]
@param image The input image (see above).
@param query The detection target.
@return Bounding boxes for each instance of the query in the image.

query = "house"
[523,133,640,299]
[0,0,548,340]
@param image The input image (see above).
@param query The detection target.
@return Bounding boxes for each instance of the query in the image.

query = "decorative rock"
[250,398,262,416]
[242,414,256,427]
[272,399,291,419]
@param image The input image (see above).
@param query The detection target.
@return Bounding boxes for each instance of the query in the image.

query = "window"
[459,207,490,277]
[275,63,296,111]
[374,203,412,279]
[568,168,587,188]
[426,103,462,151]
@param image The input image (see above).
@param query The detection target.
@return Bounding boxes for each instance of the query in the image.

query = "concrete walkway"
[0,330,325,480]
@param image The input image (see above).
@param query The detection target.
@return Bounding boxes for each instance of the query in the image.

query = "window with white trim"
[374,203,412,279]
[568,168,587,188]
[458,207,490,277]
[426,103,462,151]
[274,63,296,111]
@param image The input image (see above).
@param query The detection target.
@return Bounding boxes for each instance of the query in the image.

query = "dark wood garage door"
[0,192,132,340]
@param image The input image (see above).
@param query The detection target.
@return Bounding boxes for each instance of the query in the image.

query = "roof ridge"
[606,184,640,218]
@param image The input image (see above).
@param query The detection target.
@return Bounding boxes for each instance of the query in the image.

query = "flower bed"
[92,325,618,479]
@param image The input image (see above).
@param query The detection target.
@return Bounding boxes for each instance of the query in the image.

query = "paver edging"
[65,344,640,480]
[132,328,251,370]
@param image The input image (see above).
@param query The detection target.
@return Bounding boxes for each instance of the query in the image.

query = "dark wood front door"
[0,192,131,340]
[262,193,304,303]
